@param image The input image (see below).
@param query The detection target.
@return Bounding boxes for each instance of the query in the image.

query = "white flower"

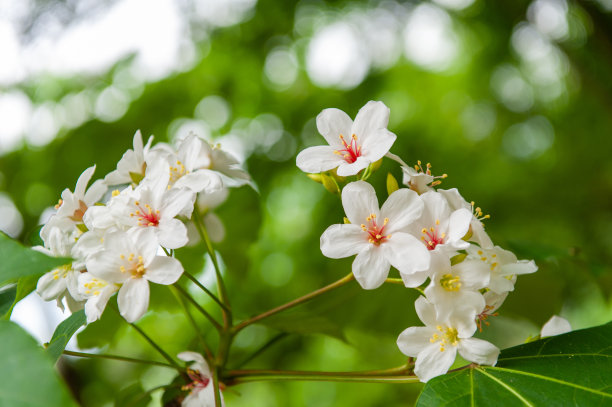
[178,351,224,407]
[424,256,490,325]
[386,153,448,195]
[41,165,107,244]
[397,296,500,382]
[407,191,472,269]
[86,228,183,322]
[153,134,223,194]
[107,168,196,249]
[466,245,537,294]
[187,137,252,188]
[35,228,84,311]
[540,315,571,337]
[197,187,229,243]
[320,181,430,289]
[77,272,119,323]
[438,188,493,249]
[105,130,153,186]
[296,101,397,176]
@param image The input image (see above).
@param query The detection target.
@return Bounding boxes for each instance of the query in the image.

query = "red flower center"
[335,134,361,164]
[130,200,160,227]
[421,220,445,250]
[361,213,391,246]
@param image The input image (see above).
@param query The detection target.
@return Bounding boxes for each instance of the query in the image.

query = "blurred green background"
[1,0,612,405]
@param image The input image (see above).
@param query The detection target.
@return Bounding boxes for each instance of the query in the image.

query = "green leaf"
[417,321,612,406]
[0,286,17,317]
[46,309,87,361]
[258,310,345,341]
[0,320,79,407]
[2,275,39,319]
[77,302,122,349]
[115,382,152,407]
[0,232,70,287]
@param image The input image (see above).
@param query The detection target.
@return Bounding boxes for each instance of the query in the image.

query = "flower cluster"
[299,101,538,382]
[36,131,251,324]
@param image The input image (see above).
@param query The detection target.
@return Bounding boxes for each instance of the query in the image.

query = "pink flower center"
[361,213,391,246]
[335,134,361,164]
[182,368,211,394]
[476,305,499,332]
[421,220,445,250]
[130,200,160,227]
[68,200,88,222]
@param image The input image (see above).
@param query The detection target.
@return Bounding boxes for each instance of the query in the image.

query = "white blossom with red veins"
[407,191,472,274]
[320,181,430,289]
[465,244,537,294]
[296,101,397,176]
[107,165,196,249]
[438,188,493,249]
[177,351,224,407]
[397,297,499,383]
[86,228,183,322]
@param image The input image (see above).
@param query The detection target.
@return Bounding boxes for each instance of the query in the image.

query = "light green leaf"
[2,275,39,320]
[386,172,399,195]
[46,310,87,362]
[0,320,79,407]
[258,311,345,341]
[0,232,70,287]
[417,321,612,406]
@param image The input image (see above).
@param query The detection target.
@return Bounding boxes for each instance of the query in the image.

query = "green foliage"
[0,286,16,317]
[1,275,39,319]
[258,310,346,341]
[46,309,86,361]
[417,321,612,406]
[115,382,153,407]
[0,320,78,407]
[0,232,70,286]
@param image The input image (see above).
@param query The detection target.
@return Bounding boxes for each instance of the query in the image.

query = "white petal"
[351,101,390,141]
[360,129,396,162]
[316,108,353,147]
[36,271,67,301]
[84,285,117,324]
[296,145,344,174]
[397,326,436,357]
[415,296,438,327]
[452,260,490,290]
[145,256,183,285]
[447,208,472,242]
[488,275,515,294]
[118,278,150,322]
[83,179,107,206]
[336,156,371,177]
[320,224,368,259]
[157,218,189,249]
[380,189,423,233]
[458,338,500,366]
[414,342,457,383]
[540,315,571,337]
[341,181,379,225]
[383,232,430,275]
[130,228,159,264]
[420,191,450,222]
[87,251,128,284]
[177,351,211,375]
[352,246,390,289]
[499,260,538,277]
[74,165,96,198]
[162,188,196,219]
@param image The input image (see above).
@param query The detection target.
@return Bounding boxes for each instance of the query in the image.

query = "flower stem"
[182,270,229,313]
[173,284,223,331]
[128,321,181,369]
[224,367,418,385]
[62,350,180,370]
[232,273,355,334]
[384,278,425,295]
[212,365,223,407]
[192,209,232,327]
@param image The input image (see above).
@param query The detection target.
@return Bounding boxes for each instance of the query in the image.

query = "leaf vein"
[476,368,534,407]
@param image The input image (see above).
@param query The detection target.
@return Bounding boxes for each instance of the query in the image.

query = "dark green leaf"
[161,375,184,407]
[0,232,70,287]
[115,383,152,407]
[417,321,612,406]
[258,310,345,341]
[2,275,39,320]
[0,320,79,407]
[0,286,17,317]
[46,309,86,361]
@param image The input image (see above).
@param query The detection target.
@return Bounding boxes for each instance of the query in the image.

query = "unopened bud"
[386,173,399,195]
[307,173,323,184]
[321,173,340,195]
